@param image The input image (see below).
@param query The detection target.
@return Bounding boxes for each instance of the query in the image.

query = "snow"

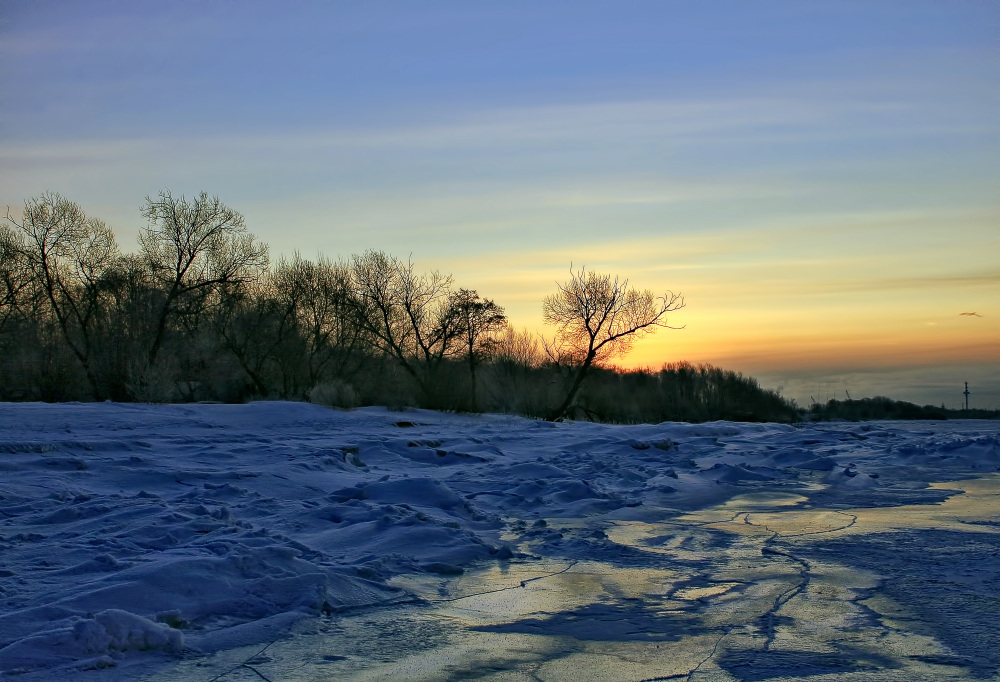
[0,402,998,679]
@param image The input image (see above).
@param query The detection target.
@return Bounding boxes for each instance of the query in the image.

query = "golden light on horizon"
[431,208,998,385]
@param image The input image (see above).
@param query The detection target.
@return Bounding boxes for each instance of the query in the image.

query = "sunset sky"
[2,1,997,408]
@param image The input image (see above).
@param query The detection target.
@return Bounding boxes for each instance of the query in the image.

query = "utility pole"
[964,381,970,411]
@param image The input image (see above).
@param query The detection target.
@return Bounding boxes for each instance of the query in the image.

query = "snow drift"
[0,402,997,677]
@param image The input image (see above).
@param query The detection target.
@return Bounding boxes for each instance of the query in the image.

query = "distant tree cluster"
[568,363,799,423]
[1,190,797,423]
[806,397,999,421]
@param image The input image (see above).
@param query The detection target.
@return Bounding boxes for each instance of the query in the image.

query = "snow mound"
[75,609,183,654]
[0,609,181,675]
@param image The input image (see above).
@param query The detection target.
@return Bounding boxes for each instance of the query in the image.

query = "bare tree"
[212,254,366,399]
[446,289,506,411]
[98,253,163,399]
[7,192,120,398]
[213,277,295,398]
[139,191,268,366]
[542,266,684,420]
[348,250,461,403]
[494,326,542,370]
[0,222,35,336]
[272,254,366,390]
[0,222,41,399]
[488,325,545,415]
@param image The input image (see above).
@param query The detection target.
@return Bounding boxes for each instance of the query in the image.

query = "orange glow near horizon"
[433,212,998,384]
[624,323,1000,375]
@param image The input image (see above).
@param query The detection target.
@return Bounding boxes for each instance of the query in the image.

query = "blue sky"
[2,0,998,408]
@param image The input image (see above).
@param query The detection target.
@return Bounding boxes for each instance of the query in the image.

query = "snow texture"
[0,402,997,678]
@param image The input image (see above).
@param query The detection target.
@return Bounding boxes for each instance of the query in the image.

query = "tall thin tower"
[964,381,970,411]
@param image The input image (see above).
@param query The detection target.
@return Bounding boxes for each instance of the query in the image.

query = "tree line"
[805,397,999,421]
[1,190,796,422]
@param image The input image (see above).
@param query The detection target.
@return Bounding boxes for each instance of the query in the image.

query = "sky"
[1,0,998,409]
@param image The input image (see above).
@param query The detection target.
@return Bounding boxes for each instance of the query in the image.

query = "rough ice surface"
[0,402,997,679]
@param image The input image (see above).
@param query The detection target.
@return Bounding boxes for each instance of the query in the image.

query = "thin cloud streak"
[2,84,984,152]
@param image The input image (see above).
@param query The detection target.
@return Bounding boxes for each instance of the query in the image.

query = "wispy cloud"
[808,270,1000,295]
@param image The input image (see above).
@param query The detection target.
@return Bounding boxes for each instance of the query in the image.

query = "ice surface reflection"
[152,475,998,681]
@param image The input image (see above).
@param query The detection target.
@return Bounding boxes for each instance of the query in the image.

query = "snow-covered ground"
[0,402,998,680]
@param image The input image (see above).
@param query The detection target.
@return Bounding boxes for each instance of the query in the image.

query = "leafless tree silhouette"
[543,265,683,420]
[349,250,461,404]
[446,289,506,411]
[8,192,119,398]
[140,191,268,366]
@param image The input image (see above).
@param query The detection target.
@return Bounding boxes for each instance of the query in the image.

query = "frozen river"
[0,403,997,680]
[155,480,1000,681]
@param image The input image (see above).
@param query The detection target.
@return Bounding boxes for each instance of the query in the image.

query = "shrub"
[308,380,360,409]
